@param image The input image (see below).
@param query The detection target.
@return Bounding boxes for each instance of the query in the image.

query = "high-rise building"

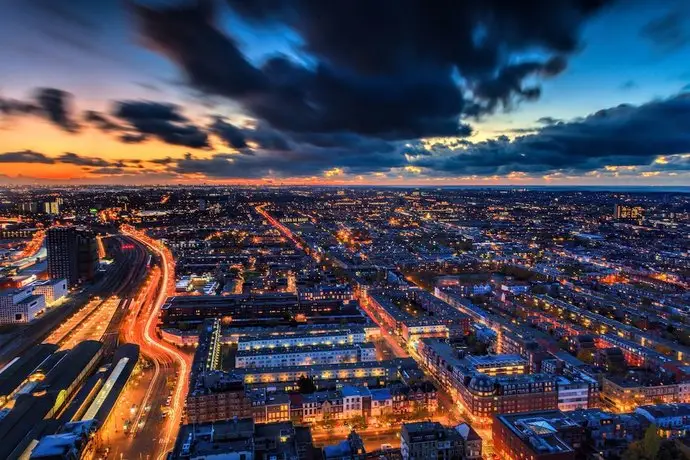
[19,202,38,214]
[614,204,644,220]
[47,226,98,286]
[77,230,99,282]
[43,201,60,215]
[47,227,79,285]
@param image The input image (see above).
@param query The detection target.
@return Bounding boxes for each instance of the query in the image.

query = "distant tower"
[614,204,644,221]
[77,229,99,282]
[43,201,60,215]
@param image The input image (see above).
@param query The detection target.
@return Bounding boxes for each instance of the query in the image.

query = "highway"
[118,225,192,460]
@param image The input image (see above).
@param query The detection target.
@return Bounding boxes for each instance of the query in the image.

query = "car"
[381,444,393,451]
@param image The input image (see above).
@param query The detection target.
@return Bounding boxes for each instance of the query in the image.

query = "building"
[323,431,366,460]
[289,385,371,423]
[567,409,649,459]
[614,204,644,220]
[77,229,99,282]
[171,419,318,460]
[0,341,103,459]
[43,201,60,215]
[47,226,98,286]
[493,411,584,460]
[161,292,355,326]
[236,358,417,390]
[365,289,470,345]
[30,420,98,460]
[390,381,438,416]
[369,388,393,418]
[601,374,680,412]
[186,373,253,424]
[463,354,527,376]
[400,422,462,460]
[30,279,67,304]
[19,202,38,214]
[237,328,367,351]
[186,319,253,424]
[251,389,291,424]
[297,284,353,302]
[0,285,46,324]
[417,339,558,424]
[235,343,376,369]
[556,376,593,412]
[635,404,690,438]
[0,343,58,407]
[454,423,482,460]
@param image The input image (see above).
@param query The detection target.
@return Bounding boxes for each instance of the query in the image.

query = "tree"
[409,402,431,421]
[297,375,316,394]
[576,349,594,364]
[622,424,662,460]
[320,411,336,431]
[657,440,690,460]
[348,415,368,430]
[642,425,662,460]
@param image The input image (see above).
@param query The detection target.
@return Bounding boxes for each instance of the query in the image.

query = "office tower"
[614,204,644,220]
[19,202,38,214]
[47,226,99,286]
[77,229,99,282]
[47,227,79,285]
[43,201,60,215]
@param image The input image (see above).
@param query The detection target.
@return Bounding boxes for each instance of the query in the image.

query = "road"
[257,205,468,443]
[118,225,192,460]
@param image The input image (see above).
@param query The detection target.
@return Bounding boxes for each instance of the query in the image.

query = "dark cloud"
[536,117,564,125]
[172,138,409,178]
[112,100,209,148]
[412,93,690,176]
[34,88,79,132]
[0,150,55,164]
[210,117,247,149]
[641,5,690,52]
[133,0,610,140]
[57,152,114,167]
[150,157,175,165]
[84,110,122,131]
[620,80,637,91]
[0,150,139,170]
[245,122,292,151]
[89,166,129,175]
[1,89,79,131]
[471,57,567,114]
[0,98,39,116]
[119,133,148,144]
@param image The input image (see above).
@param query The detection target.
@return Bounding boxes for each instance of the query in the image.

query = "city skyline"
[1,0,690,186]
[0,185,688,459]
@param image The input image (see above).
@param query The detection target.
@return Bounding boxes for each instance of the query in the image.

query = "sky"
[0,0,689,186]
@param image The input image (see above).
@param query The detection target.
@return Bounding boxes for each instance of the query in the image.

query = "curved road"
[120,226,192,460]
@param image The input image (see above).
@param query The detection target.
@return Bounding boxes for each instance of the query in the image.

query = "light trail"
[121,226,190,460]
[11,229,45,261]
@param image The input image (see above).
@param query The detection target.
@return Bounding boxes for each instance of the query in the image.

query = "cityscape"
[0,186,688,460]
[2,0,690,459]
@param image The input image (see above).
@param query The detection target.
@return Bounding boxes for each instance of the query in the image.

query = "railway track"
[43,235,151,351]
